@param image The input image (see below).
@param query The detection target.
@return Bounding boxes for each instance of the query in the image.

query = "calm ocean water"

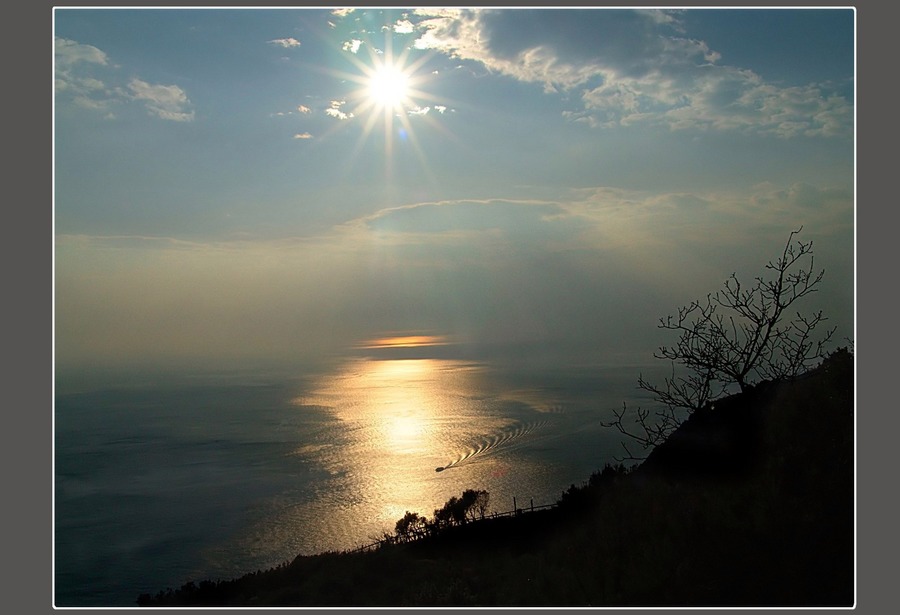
[54,356,645,606]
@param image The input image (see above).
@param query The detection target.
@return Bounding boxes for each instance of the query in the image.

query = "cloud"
[357,199,568,235]
[407,9,851,138]
[55,37,114,103]
[56,37,194,122]
[127,79,195,122]
[342,39,362,54]
[268,37,301,48]
[55,37,109,68]
[751,182,853,214]
[577,66,853,138]
[564,182,852,258]
[327,181,851,278]
[409,9,687,91]
[72,95,112,112]
[325,100,353,120]
[293,132,314,139]
[393,19,415,34]
[272,104,314,117]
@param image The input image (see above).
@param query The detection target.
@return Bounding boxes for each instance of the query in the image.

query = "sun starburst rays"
[323,36,451,182]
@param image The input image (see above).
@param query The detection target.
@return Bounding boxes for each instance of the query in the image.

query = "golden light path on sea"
[246,342,556,559]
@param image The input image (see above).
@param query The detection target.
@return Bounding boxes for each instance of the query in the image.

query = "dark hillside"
[139,349,854,607]
[617,347,854,605]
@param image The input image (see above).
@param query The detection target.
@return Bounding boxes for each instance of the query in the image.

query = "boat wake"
[435,419,551,472]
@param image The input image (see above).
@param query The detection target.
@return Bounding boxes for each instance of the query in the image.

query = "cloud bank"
[335,9,855,138]
[55,181,853,373]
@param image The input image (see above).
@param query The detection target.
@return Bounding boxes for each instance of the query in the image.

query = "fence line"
[346,499,558,554]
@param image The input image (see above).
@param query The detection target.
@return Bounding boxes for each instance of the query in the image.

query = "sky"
[53,7,855,381]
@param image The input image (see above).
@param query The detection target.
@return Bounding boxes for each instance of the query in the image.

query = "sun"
[367,65,411,110]
[338,34,444,125]
[322,33,456,180]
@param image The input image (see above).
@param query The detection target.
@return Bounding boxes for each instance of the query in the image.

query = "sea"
[54,353,651,606]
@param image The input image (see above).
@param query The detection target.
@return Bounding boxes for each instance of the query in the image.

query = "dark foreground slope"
[139,349,854,607]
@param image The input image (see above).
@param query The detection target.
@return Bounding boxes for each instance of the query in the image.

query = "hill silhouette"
[138,348,853,607]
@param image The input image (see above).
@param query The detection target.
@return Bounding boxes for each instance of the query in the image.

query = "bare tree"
[604,401,689,462]
[656,227,834,391]
[605,227,836,461]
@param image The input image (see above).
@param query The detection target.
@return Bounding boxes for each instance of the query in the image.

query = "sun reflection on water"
[255,353,605,561]
[291,357,513,535]
[195,356,632,576]
[296,358,452,456]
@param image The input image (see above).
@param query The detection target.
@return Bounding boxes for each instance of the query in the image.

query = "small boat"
[435,466,445,472]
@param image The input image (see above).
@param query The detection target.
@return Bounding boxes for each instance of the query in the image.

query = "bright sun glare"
[367,65,410,109]
[326,34,453,179]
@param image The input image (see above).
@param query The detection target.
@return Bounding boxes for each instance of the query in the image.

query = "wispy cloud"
[268,37,301,48]
[293,132,314,139]
[355,333,452,349]
[127,79,194,122]
[354,199,568,234]
[572,65,852,138]
[338,182,851,281]
[55,37,109,69]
